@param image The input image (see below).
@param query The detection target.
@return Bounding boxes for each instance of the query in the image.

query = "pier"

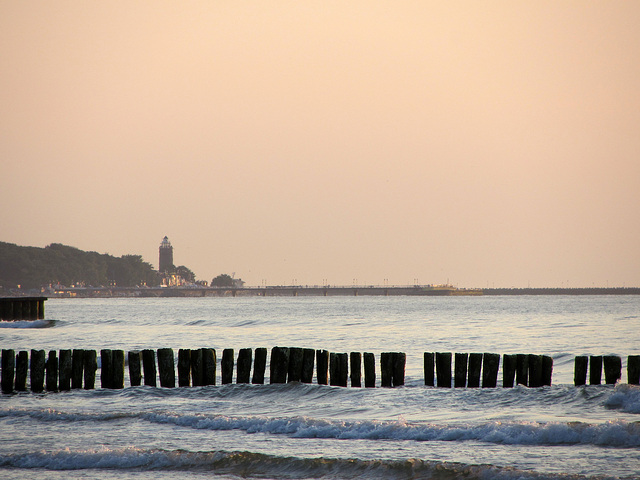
[0,297,46,321]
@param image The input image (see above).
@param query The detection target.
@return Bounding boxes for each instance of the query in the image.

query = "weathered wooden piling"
[603,355,621,384]
[288,347,303,383]
[481,353,500,388]
[589,355,602,385]
[202,348,216,386]
[72,349,84,389]
[31,349,45,393]
[142,349,157,387]
[46,350,58,392]
[528,354,543,388]
[316,349,329,385]
[83,350,97,389]
[237,348,252,384]
[330,352,348,387]
[59,349,72,391]
[252,348,266,384]
[1,349,15,393]
[516,354,529,386]
[191,348,204,386]
[467,353,483,388]
[301,348,315,383]
[269,347,290,384]
[178,349,191,387]
[541,355,553,386]
[364,352,375,387]
[221,348,234,384]
[424,352,435,386]
[15,351,28,391]
[350,352,362,387]
[436,352,452,388]
[157,348,175,388]
[101,349,113,389]
[454,353,468,388]
[574,356,588,386]
[502,354,517,388]
[380,352,392,387]
[392,352,406,387]
[112,349,125,389]
[628,355,640,385]
[128,351,142,387]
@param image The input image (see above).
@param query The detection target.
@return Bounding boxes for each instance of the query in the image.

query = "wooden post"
[574,356,588,386]
[392,352,406,387]
[38,298,45,319]
[364,352,375,387]
[101,349,113,389]
[467,353,482,388]
[202,348,216,386]
[528,354,543,388]
[142,349,157,387]
[29,299,38,320]
[46,350,58,392]
[516,354,528,386]
[237,348,252,384]
[482,353,500,388]
[502,354,517,388]
[424,352,434,386]
[316,349,329,385]
[59,349,72,391]
[288,347,303,383]
[191,349,204,387]
[31,349,46,393]
[541,355,553,386]
[603,355,621,384]
[178,349,191,387]
[436,352,452,388]
[252,348,266,384]
[112,350,125,389]
[628,355,640,385]
[330,352,347,387]
[454,353,468,388]
[128,351,142,387]
[350,352,362,387]
[83,350,97,390]
[380,352,392,387]
[1,349,15,394]
[221,348,234,384]
[157,348,175,388]
[72,349,84,389]
[270,347,289,384]
[15,351,28,391]
[14,300,22,320]
[301,348,315,383]
[589,355,602,385]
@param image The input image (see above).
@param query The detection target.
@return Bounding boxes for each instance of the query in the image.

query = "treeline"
[0,242,160,290]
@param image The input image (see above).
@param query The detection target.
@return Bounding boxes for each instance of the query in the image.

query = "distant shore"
[5,285,638,298]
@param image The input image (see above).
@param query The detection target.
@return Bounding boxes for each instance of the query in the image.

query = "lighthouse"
[159,236,174,273]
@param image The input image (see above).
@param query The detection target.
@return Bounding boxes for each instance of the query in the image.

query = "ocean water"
[1,295,639,479]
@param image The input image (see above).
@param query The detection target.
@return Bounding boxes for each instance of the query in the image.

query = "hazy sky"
[2,1,639,288]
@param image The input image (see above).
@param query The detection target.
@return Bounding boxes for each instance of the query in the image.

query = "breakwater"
[1,347,636,394]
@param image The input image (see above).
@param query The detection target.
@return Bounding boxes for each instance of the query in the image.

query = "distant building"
[159,236,174,273]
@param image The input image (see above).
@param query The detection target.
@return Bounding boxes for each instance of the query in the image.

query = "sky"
[1,1,639,288]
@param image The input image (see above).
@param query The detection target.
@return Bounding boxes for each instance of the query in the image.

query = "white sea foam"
[0,447,613,479]
[604,384,640,414]
[0,319,55,328]
[143,412,640,448]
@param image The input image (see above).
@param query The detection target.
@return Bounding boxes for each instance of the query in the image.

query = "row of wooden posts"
[0,297,46,321]
[1,347,636,394]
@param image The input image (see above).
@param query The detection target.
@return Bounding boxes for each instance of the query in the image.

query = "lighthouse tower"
[159,236,174,273]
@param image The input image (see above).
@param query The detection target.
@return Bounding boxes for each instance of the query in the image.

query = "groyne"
[1,347,636,394]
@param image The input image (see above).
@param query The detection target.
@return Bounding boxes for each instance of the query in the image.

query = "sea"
[1,295,639,479]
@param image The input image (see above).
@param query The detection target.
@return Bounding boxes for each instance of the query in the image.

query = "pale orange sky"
[1,1,639,287]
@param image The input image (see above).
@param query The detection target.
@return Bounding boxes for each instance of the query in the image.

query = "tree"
[175,265,195,283]
[211,274,235,287]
